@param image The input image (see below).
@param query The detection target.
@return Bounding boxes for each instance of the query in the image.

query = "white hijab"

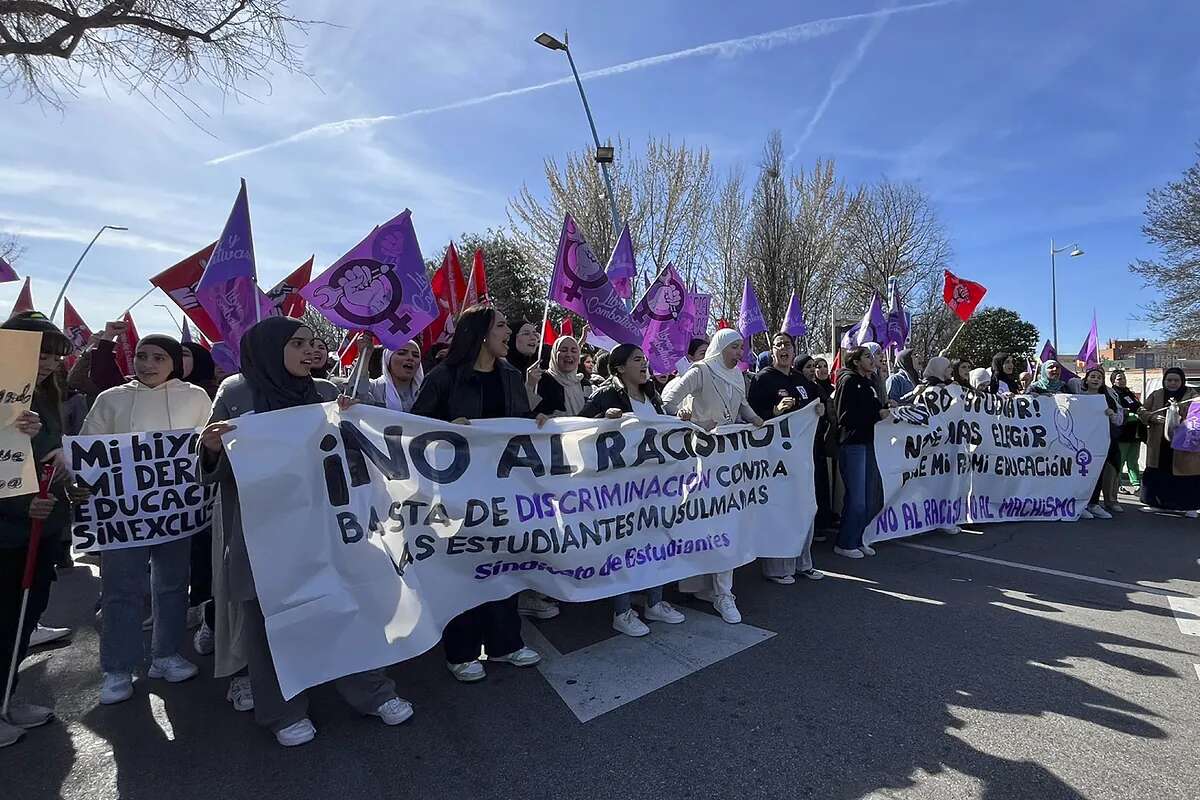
[382,346,424,412]
[701,329,746,393]
[547,335,587,415]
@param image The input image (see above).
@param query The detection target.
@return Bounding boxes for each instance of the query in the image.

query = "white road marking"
[523,611,774,723]
[1167,597,1200,637]
[896,542,1194,598]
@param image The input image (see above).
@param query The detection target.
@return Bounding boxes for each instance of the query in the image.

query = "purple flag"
[738,277,767,369]
[631,264,696,375]
[196,180,274,363]
[548,214,642,347]
[885,278,909,350]
[1172,402,1200,453]
[782,292,806,337]
[691,292,712,336]
[841,292,887,348]
[1076,312,1099,370]
[1039,340,1078,381]
[0,255,16,283]
[606,223,637,301]
[301,210,438,349]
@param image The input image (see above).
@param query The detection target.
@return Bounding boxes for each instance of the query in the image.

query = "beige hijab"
[547,335,587,415]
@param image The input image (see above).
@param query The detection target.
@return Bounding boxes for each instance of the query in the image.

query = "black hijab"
[239,317,323,413]
[896,348,920,385]
[989,352,1019,394]
[182,342,217,397]
[1163,367,1188,402]
[138,334,185,381]
[506,320,537,373]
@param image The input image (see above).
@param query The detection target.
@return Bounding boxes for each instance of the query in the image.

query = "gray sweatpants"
[760,522,816,578]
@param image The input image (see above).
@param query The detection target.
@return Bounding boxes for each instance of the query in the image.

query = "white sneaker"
[148,654,199,683]
[3,700,53,728]
[372,697,414,726]
[226,677,254,712]
[193,622,214,656]
[275,718,315,747]
[642,601,685,624]
[1079,507,1095,520]
[490,647,541,667]
[186,605,204,629]
[860,544,877,556]
[29,624,70,648]
[1087,504,1111,520]
[834,547,865,559]
[766,575,796,585]
[939,525,961,535]
[517,594,560,620]
[612,609,650,637]
[99,672,134,705]
[1187,510,1200,519]
[713,595,741,624]
[0,719,23,748]
[447,660,486,682]
[799,569,825,581]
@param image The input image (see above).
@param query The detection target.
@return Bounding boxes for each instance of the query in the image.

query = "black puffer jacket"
[412,360,533,421]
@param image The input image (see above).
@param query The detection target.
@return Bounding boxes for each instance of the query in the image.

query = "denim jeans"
[100,537,191,674]
[614,586,664,614]
[837,444,871,551]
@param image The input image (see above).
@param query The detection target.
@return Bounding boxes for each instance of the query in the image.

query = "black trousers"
[189,529,215,627]
[814,448,834,529]
[1,543,55,701]
[442,595,524,665]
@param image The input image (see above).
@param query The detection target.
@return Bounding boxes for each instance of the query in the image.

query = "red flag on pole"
[942,270,987,322]
[267,257,313,318]
[113,312,141,375]
[149,243,221,341]
[62,298,92,352]
[716,318,731,330]
[9,276,34,317]
[542,318,558,347]
[560,317,574,338]
[337,329,359,368]
[463,248,488,308]
[423,244,468,349]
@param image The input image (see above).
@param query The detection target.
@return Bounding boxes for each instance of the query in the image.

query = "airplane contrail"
[207,0,956,166]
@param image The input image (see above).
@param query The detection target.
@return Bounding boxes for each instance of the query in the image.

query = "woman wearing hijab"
[989,353,1020,395]
[886,348,923,403]
[661,328,765,624]
[1078,367,1122,519]
[793,355,836,534]
[579,344,687,637]
[505,319,541,375]
[534,335,589,416]
[1028,361,1069,395]
[199,318,412,745]
[363,341,423,412]
[834,346,892,558]
[969,367,992,392]
[309,337,332,379]
[810,356,839,532]
[181,342,219,399]
[1136,367,1200,516]
[748,334,827,584]
[79,334,213,706]
[916,356,952,393]
[412,306,546,681]
[1109,369,1143,493]
[0,313,74,746]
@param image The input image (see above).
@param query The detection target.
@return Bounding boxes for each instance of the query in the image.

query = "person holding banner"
[534,336,591,417]
[362,342,424,413]
[834,346,892,559]
[1029,361,1069,395]
[578,343,688,637]
[199,317,412,745]
[748,334,826,584]
[1137,367,1200,517]
[0,313,74,746]
[1079,368,1123,519]
[950,358,973,390]
[886,348,922,404]
[989,353,1020,395]
[412,305,546,681]
[80,334,214,705]
[505,319,546,408]
[661,328,766,624]
[1109,370,1144,493]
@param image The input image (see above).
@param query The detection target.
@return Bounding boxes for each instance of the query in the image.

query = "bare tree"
[0,1,311,107]
[1,233,22,265]
[702,167,748,323]
[508,135,713,290]
[744,131,794,339]
[790,158,855,354]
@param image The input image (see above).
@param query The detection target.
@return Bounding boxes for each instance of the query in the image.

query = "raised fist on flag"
[942,270,987,322]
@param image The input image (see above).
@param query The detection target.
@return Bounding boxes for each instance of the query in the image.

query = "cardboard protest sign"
[0,329,41,498]
[866,386,1111,544]
[223,403,819,699]
[66,429,215,553]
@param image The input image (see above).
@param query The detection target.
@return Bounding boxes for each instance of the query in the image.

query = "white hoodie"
[81,378,213,435]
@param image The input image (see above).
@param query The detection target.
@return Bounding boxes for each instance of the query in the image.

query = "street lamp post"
[1049,238,1084,352]
[50,224,129,319]
[535,31,623,246]
[155,303,183,334]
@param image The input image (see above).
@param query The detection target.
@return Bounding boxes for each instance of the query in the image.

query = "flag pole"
[121,286,156,316]
[940,320,969,357]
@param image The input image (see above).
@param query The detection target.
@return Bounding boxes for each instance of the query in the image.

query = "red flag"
[716,318,731,330]
[830,350,842,374]
[268,257,313,318]
[337,329,359,368]
[9,276,33,317]
[542,318,558,347]
[561,317,575,338]
[149,243,221,341]
[198,331,212,351]
[423,244,468,348]
[463,248,488,308]
[62,298,92,352]
[114,312,140,376]
[942,269,987,322]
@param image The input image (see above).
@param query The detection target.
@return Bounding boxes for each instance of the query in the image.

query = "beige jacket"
[1139,389,1200,476]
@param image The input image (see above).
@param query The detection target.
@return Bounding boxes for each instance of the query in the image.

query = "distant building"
[1103,337,1200,373]
[1099,338,1148,362]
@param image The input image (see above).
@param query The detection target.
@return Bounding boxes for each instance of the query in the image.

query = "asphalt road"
[5,498,1200,800]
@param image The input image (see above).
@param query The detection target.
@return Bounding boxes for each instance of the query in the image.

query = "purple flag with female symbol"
[631,264,697,375]
[606,223,637,301]
[782,292,806,337]
[300,210,437,350]
[196,180,275,363]
[549,214,642,347]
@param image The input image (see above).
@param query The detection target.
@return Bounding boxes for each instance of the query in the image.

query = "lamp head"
[108,225,129,231]
[535,32,566,51]
[1069,245,1084,257]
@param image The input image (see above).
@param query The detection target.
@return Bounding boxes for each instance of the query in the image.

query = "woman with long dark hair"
[412,305,546,680]
[199,318,412,746]
[1137,367,1200,516]
[1079,367,1122,519]
[834,346,891,558]
[950,357,973,389]
[989,353,1020,395]
[580,344,686,636]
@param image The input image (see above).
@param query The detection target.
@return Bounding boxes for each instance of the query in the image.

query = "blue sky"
[2,0,1198,351]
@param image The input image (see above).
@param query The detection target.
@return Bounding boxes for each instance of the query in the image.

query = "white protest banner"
[66,429,215,553]
[0,329,41,498]
[224,403,818,699]
[866,386,1111,544]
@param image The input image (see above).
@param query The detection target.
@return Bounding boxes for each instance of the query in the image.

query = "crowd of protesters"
[2,306,1197,749]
